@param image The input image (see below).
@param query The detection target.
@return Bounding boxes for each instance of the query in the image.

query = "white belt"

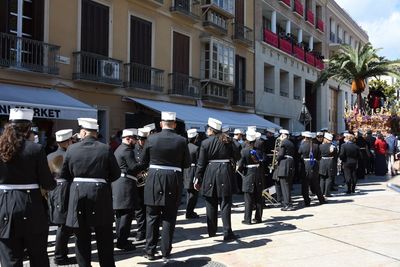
[56,179,67,183]
[191,163,196,167]
[246,164,260,168]
[73,178,107,183]
[360,148,366,150]
[208,159,230,163]
[0,184,39,190]
[285,155,293,159]
[322,157,333,159]
[303,158,312,161]
[149,164,182,172]
[121,173,135,179]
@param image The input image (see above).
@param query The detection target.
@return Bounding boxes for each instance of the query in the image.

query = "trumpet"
[134,170,148,187]
[268,137,282,173]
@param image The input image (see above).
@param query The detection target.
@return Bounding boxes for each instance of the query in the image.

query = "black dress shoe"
[54,257,77,265]
[223,233,239,242]
[252,219,262,224]
[208,232,216,238]
[144,254,157,261]
[186,213,200,219]
[116,242,136,251]
[241,220,251,225]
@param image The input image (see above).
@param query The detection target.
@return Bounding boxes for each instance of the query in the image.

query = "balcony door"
[234,55,246,105]
[172,31,190,95]
[130,16,152,89]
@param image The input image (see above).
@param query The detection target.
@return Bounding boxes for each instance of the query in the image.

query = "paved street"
[39,175,400,267]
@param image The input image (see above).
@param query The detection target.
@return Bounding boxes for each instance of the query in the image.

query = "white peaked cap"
[247,126,257,132]
[255,132,262,139]
[208,117,222,131]
[279,129,289,135]
[77,118,99,131]
[320,128,328,131]
[9,108,33,121]
[55,129,73,142]
[293,132,301,137]
[138,127,150,138]
[246,130,257,142]
[187,129,198,139]
[222,125,230,133]
[316,132,324,136]
[233,128,243,134]
[161,111,176,121]
[311,132,317,138]
[122,128,138,138]
[144,123,156,131]
[302,131,313,138]
[324,133,333,141]
[266,128,276,133]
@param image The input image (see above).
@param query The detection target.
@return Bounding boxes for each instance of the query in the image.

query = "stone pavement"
[34,175,400,267]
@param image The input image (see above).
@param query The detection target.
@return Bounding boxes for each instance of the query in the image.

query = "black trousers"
[343,165,358,192]
[115,209,134,245]
[320,175,332,196]
[134,186,146,239]
[279,177,292,207]
[145,205,178,257]
[204,195,233,237]
[243,188,263,223]
[54,224,74,260]
[186,189,199,215]
[0,230,49,267]
[74,224,115,267]
[302,170,324,205]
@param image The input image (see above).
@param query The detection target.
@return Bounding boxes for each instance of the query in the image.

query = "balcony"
[293,0,304,17]
[315,57,324,70]
[329,32,336,42]
[264,29,279,48]
[201,0,235,19]
[305,51,315,66]
[232,89,254,107]
[306,10,314,25]
[73,51,123,85]
[203,10,228,35]
[337,37,343,44]
[317,19,324,32]
[201,81,231,104]
[124,62,164,92]
[168,72,201,98]
[293,45,305,61]
[0,32,60,75]
[279,0,291,8]
[279,37,292,54]
[170,0,201,22]
[232,23,253,47]
[280,91,289,97]
[264,87,274,94]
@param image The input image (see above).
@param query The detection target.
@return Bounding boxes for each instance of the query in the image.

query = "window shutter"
[0,0,9,34]
[130,16,152,65]
[32,0,44,41]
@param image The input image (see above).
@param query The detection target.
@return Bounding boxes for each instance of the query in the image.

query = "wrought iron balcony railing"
[232,89,254,107]
[168,72,201,98]
[170,0,201,21]
[124,62,164,92]
[232,23,253,46]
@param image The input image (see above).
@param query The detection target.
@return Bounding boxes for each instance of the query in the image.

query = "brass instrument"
[268,137,282,173]
[134,170,148,187]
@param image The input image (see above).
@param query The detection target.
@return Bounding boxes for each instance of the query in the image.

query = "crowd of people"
[0,107,398,267]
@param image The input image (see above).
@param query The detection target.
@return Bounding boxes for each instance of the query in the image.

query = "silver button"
[56,205,60,208]
[23,217,27,220]
[76,183,79,186]
[221,184,224,186]
[92,212,95,215]
[27,190,30,193]
[159,191,163,195]
[168,192,172,195]
[78,211,82,214]
[96,183,99,186]
[4,217,8,221]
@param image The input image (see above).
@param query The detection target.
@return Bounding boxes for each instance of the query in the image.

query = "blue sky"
[335,0,400,60]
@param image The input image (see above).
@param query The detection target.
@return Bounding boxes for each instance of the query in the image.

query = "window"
[212,40,234,83]
[211,0,234,15]
[206,10,227,29]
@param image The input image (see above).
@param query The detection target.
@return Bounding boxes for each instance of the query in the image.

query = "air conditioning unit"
[188,84,199,95]
[98,60,120,80]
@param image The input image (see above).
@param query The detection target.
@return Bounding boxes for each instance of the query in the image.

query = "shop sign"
[0,105,61,119]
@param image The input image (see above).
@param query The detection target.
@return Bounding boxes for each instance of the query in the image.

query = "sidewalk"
[45,175,400,267]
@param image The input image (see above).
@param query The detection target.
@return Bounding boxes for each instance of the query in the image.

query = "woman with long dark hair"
[194,118,240,241]
[374,133,388,176]
[0,108,56,267]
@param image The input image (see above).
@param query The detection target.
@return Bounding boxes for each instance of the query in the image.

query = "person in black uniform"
[319,133,337,197]
[365,129,376,174]
[274,129,295,211]
[0,108,56,267]
[133,127,150,242]
[140,112,191,261]
[237,130,264,224]
[232,128,244,194]
[184,129,200,219]
[194,118,240,241]
[339,133,361,194]
[60,118,121,267]
[112,128,146,251]
[299,132,325,206]
[355,131,368,179]
[47,129,76,265]
[264,128,276,188]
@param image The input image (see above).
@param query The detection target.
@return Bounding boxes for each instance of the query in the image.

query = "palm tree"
[315,42,400,111]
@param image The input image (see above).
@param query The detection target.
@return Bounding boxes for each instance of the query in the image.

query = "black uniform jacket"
[319,143,337,177]
[276,138,296,178]
[47,146,70,224]
[0,140,55,238]
[60,136,120,228]
[183,142,199,190]
[339,141,361,167]
[298,140,321,175]
[140,129,191,207]
[112,143,146,210]
[237,144,264,193]
[195,135,240,197]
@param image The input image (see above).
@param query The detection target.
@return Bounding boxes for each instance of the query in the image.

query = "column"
[286,20,291,34]
[298,28,303,44]
[271,11,277,33]
[309,35,314,51]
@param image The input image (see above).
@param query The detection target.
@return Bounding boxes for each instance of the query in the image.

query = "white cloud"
[334,0,400,60]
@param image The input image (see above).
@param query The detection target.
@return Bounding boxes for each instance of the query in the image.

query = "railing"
[264,87,274,93]
[170,0,201,20]
[203,10,228,33]
[306,10,314,25]
[337,37,343,44]
[264,29,279,48]
[317,19,324,32]
[293,0,303,17]
[279,37,292,54]
[232,89,254,107]
[233,23,253,46]
[280,91,289,97]
[124,62,164,92]
[305,51,315,65]
[293,45,305,60]
[0,32,60,74]
[168,72,201,98]
[279,0,291,7]
[202,82,231,104]
[315,58,324,70]
[73,51,123,85]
